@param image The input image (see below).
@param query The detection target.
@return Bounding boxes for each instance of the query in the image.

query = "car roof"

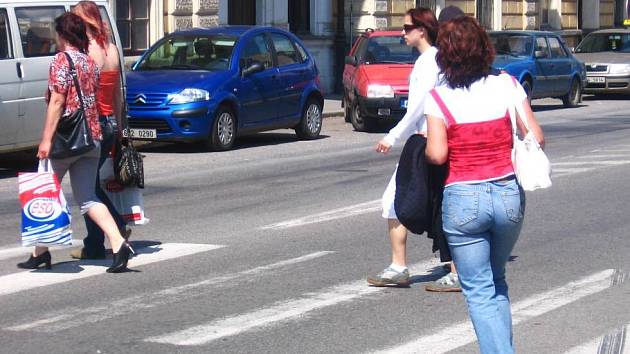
[586,28,630,34]
[168,25,289,37]
[489,30,558,36]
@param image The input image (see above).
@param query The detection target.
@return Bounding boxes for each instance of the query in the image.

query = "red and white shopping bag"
[18,160,72,247]
[100,157,149,225]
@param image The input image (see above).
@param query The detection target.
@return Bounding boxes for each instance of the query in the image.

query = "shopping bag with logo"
[100,157,149,225]
[18,160,72,247]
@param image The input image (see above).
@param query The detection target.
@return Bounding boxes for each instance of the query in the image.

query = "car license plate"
[122,128,157,139]
[587,77,605,83]
[400,99,408,109]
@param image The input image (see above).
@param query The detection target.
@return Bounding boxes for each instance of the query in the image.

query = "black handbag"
[50,52,96,159]
[114,95,144,188]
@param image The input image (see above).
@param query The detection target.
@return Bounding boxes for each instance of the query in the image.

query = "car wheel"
[351,100,374,132]
[562,78,581,108]
[343,96,352,123]
[521,79,533,104]
[207,106,236,151]
[295,98,323,140]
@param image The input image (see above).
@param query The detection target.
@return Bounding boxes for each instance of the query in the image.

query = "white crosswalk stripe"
[0,243,224,296]
[552,144,630,178]
[564,322,630,354]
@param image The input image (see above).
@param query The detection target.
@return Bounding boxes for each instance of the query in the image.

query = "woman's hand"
[375,139,392,154]
[37,139,52,159]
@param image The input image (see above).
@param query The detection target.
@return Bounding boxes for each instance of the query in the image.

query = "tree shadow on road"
[137,132,331,154]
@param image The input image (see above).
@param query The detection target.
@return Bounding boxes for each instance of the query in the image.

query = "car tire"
[343,96,352,123]
[207,106,236,151]
[295,98,323,140]
[351,100,375,132]
[521,79,533,104]
[562,78,581,108]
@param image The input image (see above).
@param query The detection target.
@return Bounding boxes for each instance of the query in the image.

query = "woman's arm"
[425,114,449,165]
[37,91,65,159]
[516,99,545,148]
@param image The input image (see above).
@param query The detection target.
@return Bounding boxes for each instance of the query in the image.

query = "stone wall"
[165,0,220,32]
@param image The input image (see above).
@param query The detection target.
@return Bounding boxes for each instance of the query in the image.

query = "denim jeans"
[442,178,525,354]
[82,115,126,257]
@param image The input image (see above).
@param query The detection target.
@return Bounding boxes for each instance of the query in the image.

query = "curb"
[323,110,344,118]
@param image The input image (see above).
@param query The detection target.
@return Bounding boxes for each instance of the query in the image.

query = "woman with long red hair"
[71,1,128,261]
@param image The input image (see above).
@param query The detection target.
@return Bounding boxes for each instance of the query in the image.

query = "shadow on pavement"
[582,94,630,101]
[137,132,331,154]
[0,150,38,180]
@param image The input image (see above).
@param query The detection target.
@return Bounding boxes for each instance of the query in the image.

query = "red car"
[342,29,419,132]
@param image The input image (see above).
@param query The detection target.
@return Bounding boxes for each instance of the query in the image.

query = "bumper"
[128,101,215,142]
[357,95,408,121]
[583,75,630,94]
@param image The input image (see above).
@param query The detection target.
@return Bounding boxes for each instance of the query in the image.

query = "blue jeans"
[82,116,126,257]
[442,178,525,354]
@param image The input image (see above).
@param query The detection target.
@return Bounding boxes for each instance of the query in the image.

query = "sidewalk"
[323,95,344,118]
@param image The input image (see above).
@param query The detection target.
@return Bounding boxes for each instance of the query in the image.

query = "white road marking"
[552,160,630,166]
[260,199,382,230]
[144,258,441,346]
[563,322,630,354]
[0,241,85,262]
[4,251,335,333]
[0,243,224,296]
[371,269,616,354]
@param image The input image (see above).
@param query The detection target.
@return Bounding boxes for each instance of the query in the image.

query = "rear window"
[363,36,419,65]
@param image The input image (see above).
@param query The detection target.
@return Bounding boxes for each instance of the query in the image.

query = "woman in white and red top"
[424,17,544,354]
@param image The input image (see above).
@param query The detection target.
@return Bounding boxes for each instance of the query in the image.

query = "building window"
[289,0,310,34]
[116,0,149,56]
[228,0,256,25]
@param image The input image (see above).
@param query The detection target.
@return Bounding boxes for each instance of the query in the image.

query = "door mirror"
[569,47,575,53]
[345,55,358,66]
[535,50,548,59]
[242,62,264,76]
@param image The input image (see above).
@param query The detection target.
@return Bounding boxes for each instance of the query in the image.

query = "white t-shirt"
[424,74,527,126]
[383,46,439,146]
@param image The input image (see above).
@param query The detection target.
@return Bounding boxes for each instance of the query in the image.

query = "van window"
[0,9,12,59]
[15,7,65,57]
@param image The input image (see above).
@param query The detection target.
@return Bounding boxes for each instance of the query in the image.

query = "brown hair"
[406,8,438,45]
[73,1,110,50]
[55,13,89,53]
[435,16,495,89]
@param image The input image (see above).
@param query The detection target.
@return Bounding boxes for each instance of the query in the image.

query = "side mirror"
[569,47,575,53]
[345,55,357,66]
[242,62,264,76]
[535,50,548,58]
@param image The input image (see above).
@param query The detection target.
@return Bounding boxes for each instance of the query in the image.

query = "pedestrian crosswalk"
[552,144,630,179]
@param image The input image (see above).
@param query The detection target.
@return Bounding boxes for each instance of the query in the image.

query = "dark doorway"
[229,0,256,25]
[289,0,311,34]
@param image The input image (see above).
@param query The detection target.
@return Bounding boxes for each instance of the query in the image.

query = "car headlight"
[367,84,395,98]
[169,88,210,104]
[609,64,630,74]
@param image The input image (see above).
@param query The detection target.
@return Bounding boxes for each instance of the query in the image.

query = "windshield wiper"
[496,50,519,57]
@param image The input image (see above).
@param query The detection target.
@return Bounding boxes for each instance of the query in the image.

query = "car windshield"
[489,34,533,57]
[575,33,630,53]
[364,36,419,64]
[136,35,237,71]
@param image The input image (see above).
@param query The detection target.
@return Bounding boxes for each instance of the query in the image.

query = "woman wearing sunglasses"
[368,8,442,287]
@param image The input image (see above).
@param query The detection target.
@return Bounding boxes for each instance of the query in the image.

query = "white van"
[0,0,123,154]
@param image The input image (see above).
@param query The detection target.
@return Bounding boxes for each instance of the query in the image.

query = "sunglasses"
[403,24,421,34]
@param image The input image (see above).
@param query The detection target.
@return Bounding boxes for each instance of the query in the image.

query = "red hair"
[435,16,495,89]
[406,8,438,45]
[73,1,110,49]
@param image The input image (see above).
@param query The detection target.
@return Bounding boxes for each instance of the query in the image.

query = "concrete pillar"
[549,0,562,29]
[581,0,600,30]
[310,0,334,36]
[218,0,228,25]
[493,0,502,30]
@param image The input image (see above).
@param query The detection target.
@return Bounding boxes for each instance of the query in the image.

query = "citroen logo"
[133,93,147,105]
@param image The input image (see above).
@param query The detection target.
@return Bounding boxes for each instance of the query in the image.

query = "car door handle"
[16,62,23,79]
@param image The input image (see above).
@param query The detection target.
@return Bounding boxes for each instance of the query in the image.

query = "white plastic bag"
[99,158,149,225]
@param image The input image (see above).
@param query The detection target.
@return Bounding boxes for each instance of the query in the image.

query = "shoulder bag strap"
[62,51,85,112]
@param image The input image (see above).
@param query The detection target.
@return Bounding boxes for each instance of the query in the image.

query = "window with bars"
[116,0,149,56]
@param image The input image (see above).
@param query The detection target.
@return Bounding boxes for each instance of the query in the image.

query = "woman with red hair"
[424,17,544,353]
[71,1,128,261]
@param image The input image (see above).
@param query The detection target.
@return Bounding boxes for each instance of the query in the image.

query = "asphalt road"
[0,95,629,354]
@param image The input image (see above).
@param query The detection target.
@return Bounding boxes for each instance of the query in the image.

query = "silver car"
[574,29,630,95]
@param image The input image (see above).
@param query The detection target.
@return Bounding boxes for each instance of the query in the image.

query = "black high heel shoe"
[17,251,52,270]
[107,242,135,273]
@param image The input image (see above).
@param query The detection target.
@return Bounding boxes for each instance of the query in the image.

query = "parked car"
[126,26,323,151]
[342,29,418,132]
[489,31,586,107]
[0,0,122,154]
[574,29,630,95]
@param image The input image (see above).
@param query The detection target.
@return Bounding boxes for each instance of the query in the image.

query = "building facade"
[109,0,630,92]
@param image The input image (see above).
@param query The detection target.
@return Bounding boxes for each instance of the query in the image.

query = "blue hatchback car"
[126,26,324,150]
[489,31,586,107]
